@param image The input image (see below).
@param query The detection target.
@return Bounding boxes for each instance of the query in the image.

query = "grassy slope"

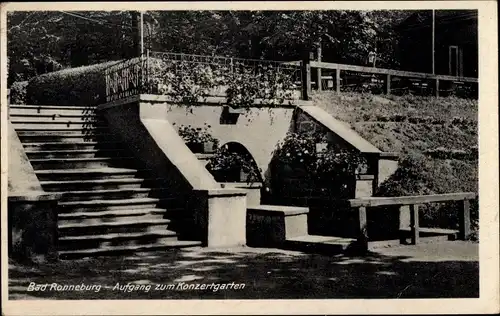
[312,92,478,196]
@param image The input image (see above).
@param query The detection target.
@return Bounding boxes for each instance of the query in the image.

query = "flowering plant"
[147,56,299,109]
[274,131,367,198]
[176,123,219,152]
[207,145,261,184]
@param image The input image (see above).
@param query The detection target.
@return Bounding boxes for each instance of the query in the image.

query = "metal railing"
[103,51,303,104]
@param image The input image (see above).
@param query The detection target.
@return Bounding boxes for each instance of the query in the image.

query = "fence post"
[316,44,322,92]
[335,66,341,93]
[410,204,420,245]
[458,199,471,240]
[384,74,391,95]
[301,56,311,101]
[146,49,150,93]
[435,79,440,97]
[357,206,368,252]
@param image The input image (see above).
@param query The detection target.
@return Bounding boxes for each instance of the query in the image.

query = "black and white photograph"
[1,1,498,315]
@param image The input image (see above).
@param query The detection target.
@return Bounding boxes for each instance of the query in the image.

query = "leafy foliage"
[273,132,366,198]
[26,59,125,106]
[148,54,299,108]
[207,145,261,183]
[8,10,411,86]
[177,124,219,146]
[9,81,28,105]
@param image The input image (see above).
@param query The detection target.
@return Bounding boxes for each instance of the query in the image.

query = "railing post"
[385,74,391,95]
[146,49,150,93]
[301,56,311,101]
[316,44,322,92]
[435,78,440,97]
[335,66,341,93]
[410,204,420,245]
[458,199,471,240]
[357,206,368,252]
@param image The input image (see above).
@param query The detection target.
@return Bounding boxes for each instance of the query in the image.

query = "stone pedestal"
[8,192,61,262]
[189,189,247,248]
[246,205,309,247]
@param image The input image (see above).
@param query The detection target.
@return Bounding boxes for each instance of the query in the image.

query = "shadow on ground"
[9,242,479,300]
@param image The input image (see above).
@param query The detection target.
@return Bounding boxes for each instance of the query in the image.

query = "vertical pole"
[301,54,311,101]
[335,66,341,93]
[410,204,420,245]
[435,79,440,97]
[140,11,144,56]
[358,206,368,252]
[317,43,322,92]
[145,49,150,93]
[432,10,435,75]
[459,199,471,240]
[7,89,10,120]
[385,74,391,95]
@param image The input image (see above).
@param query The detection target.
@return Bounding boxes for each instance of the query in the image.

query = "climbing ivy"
[147,57,299,109]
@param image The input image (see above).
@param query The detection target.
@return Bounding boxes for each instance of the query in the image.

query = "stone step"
[26,149,126,159]
[12,122,106,130]
[58,218,172,236]
[10,104,95,110]
[22,141,121,151]
[284,235,357,254]
[58,231,180,252]
[58,208,167,226]
[54,188,158,202]
[17,133,109,143]
[36,168,144,181]
[10,113,99,123]
[41,177,153,191]
[59,240,202,259]
[9,105,96,116]
[29,157,134,170]
[15,127,108,134]
[57,197,181,213]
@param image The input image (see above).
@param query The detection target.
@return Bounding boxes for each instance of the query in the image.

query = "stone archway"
[206,141,262,184]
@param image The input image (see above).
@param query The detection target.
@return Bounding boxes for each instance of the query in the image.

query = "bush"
[26,59,127,106]
[9,81,28,105]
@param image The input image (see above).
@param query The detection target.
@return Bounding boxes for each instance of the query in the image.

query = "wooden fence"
[348,192,477,250]
[288,59,479,99]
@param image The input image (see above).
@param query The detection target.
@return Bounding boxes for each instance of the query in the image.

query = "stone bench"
[246,204,309,247]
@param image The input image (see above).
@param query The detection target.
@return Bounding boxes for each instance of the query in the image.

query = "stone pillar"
[9,193,61,262]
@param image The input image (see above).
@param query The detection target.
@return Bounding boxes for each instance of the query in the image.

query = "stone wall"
[8,121,60,262]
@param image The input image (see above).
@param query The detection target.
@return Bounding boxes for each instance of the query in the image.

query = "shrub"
[9,81,28,105]
[207,145,261,183]
[273,131,366,199]
[26,59,127,106]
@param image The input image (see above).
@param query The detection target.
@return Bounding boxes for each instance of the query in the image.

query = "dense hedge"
[26,59,127,106]
[10,81,28,105]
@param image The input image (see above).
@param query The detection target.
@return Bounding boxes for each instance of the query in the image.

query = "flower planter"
[315,142,328,153]
[203,141,217,153]
[186,142,204,153]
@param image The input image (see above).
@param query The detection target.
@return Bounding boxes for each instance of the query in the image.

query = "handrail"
[310,61,478,83]
[349,192,477,207]
[348,192,477,250]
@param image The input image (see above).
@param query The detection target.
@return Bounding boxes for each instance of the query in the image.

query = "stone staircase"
[10,104,201,259]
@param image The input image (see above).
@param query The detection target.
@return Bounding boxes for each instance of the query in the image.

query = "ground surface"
[9,241,478,300]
